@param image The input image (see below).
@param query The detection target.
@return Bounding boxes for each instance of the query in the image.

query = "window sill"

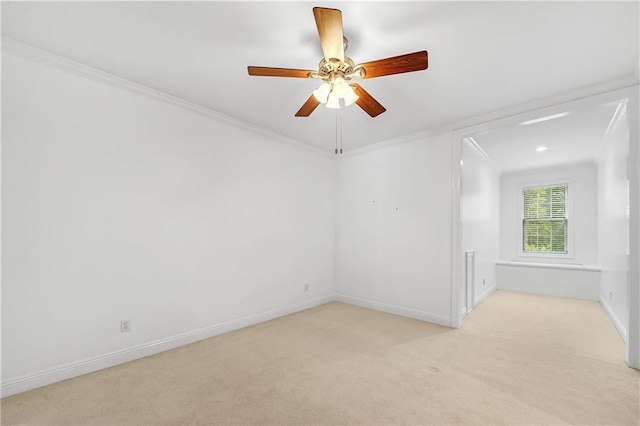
[496,261,601,272]
[517,252,573,260]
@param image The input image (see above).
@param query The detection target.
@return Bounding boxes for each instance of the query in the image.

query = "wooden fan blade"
[248,66,313,78]
[295,94,321,117]
[351,84,386,118]
[359,51,428,79]
[313,7,344,63]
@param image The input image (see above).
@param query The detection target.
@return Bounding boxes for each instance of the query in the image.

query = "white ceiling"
[469,102,622,173]
[2,1,639,152]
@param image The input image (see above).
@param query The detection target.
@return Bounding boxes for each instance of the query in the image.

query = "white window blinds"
[523,185,567,253]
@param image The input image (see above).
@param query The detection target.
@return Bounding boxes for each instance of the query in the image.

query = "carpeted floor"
[2,290,638,425]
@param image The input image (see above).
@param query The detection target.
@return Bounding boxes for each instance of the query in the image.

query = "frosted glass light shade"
[326,93,340,109]
[343,85,359,106]
[332,78,349,98]
[313,83,331,103]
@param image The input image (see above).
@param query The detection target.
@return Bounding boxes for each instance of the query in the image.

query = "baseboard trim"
[1,294,336,398]
[460,285,497,319]
[335,294,451,327]
[600,296,628,344]
[475,284,497,306]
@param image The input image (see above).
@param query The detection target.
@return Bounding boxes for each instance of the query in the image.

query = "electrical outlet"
[609,291,613,301]
[304,284,309,292]
[121,319,131,333]
[483,278,486,286]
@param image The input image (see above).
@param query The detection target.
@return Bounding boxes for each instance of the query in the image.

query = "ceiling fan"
[247,7,428,118]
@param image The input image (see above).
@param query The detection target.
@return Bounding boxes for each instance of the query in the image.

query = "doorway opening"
[451,86,639,368]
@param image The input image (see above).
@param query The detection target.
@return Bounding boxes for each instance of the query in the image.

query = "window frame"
[517,181,573,260]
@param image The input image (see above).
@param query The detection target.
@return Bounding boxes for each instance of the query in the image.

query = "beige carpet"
[2,290,638,425]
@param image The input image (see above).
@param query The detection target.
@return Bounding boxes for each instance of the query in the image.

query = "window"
[522,185,567,253]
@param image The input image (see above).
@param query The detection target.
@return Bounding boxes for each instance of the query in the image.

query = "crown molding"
[3,36,637,161]
[596,100,629,159]
[338,128,434,157]
[463,136,493,165]
[1,36,333,159]
[449,75,639,133]
[342,74,640,158]
[606,101,628,136]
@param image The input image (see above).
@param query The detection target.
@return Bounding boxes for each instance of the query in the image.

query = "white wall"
[1,52,336,393]
[497,162,599,299]
[3,41,638,396]
[500,162,598,266]
[461,141,500,311]
[496,263,600,300]
[628,86,640,368]
[335,135,452,325]
[597,104,629,340]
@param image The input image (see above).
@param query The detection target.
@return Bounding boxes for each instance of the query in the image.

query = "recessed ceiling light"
[535,146,548,152]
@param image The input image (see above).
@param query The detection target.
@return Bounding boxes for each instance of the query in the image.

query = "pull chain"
[334,105,344,155]
[339,106,343,154]
[335,108,339,155]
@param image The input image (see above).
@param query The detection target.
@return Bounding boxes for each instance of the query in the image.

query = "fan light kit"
[248,7,429,118]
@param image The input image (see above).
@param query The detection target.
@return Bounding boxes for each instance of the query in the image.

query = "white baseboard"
[460,284,496,319]
[335,294,451,327]
[1,294,453,397]
[599,296,628,344]
[475,284,497,306]
[1,294,336,398]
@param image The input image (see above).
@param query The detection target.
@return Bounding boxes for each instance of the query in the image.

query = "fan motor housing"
[310,57,363,82]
